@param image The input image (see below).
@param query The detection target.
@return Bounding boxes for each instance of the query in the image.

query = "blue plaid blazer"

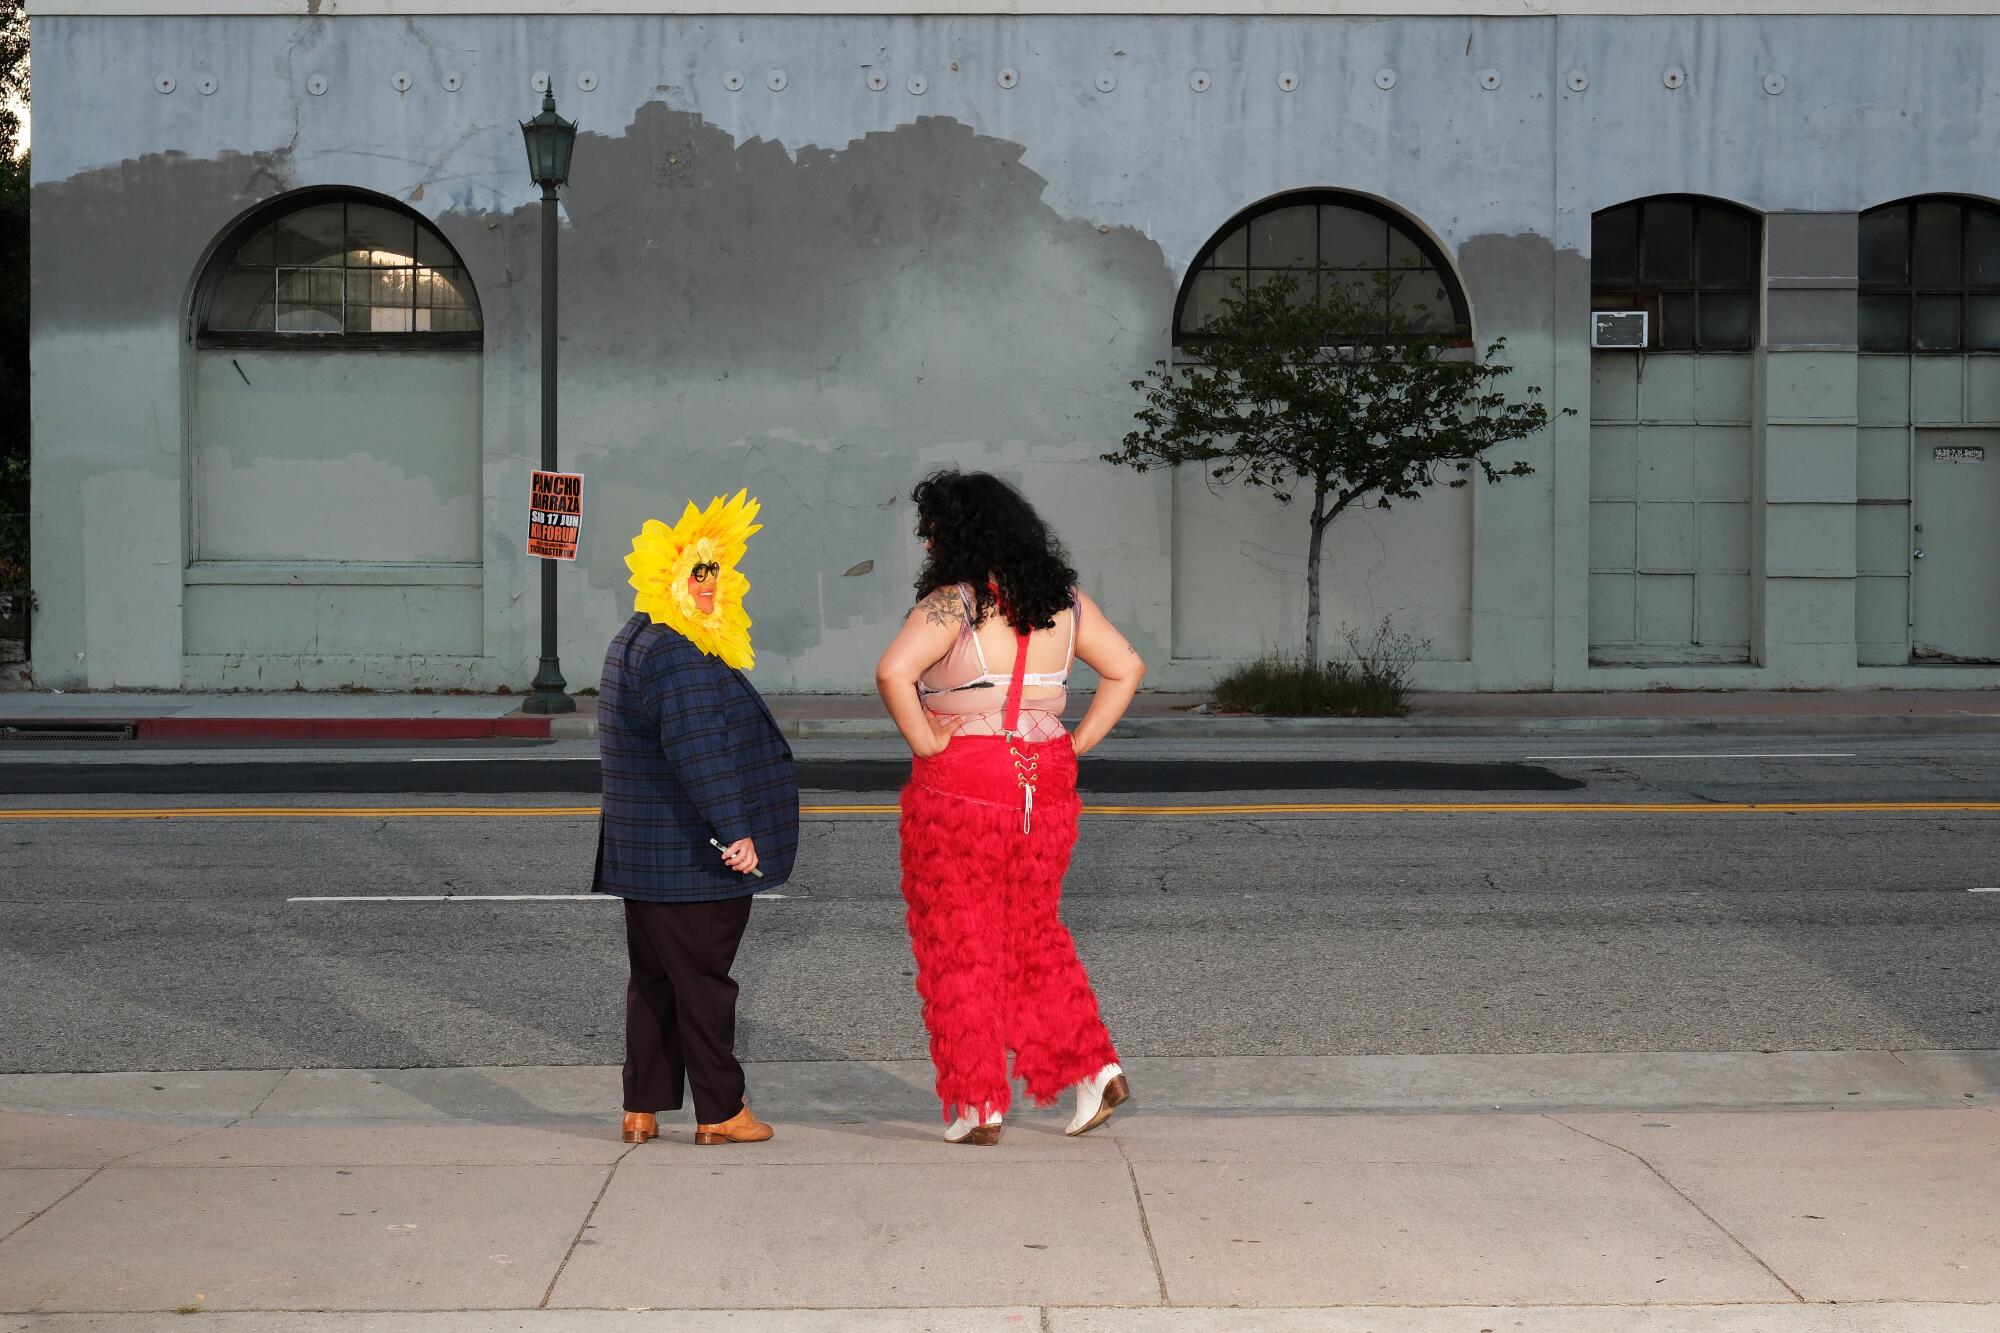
[591,614,799,902]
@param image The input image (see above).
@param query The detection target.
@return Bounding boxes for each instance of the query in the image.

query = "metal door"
[1912,429,2000,662]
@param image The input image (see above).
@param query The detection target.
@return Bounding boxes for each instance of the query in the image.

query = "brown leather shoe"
[694,1105,774,1145]
[621,1111,658,1144]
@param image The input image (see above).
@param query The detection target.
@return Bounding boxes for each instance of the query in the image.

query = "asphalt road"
[0,755,1583,796]
[3,735,1998,1073]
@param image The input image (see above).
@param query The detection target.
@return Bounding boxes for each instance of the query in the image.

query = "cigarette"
[709,837,766,878]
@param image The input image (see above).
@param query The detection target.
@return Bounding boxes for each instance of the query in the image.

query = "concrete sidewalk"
[4,1312,1999,1332]
[4,688,1999,743]
[3,1053,1997,1326]
[6,1314,2000,1333]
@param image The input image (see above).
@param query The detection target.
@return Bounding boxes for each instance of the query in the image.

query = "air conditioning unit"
[1591,310,1649,349]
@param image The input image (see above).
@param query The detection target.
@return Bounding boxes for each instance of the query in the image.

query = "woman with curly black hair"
[875,469,1147,1145]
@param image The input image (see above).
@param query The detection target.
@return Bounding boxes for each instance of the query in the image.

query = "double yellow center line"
[4,801,2000,821]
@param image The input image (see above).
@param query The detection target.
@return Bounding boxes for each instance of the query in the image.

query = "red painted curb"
[134,717,553,741]
[138,718,317,740]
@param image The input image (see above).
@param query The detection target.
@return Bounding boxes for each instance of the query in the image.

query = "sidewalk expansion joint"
[539,1140,638,1309]
[1115,1134,1171,1307]
[1886,1048,1952,1105]
[243,1071,289,1119]
[0,1119,222,1247]
[1545,1113,1807,1302]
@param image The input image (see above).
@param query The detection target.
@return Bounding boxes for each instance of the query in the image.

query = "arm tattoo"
[919,589,967,629]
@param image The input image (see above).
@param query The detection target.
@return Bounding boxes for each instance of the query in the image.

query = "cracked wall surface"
[27,13,2000,690]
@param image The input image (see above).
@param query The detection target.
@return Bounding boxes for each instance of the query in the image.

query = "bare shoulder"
[916,586,969,629]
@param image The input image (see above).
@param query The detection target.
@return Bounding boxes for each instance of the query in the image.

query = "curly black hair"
[911,470,1078,634]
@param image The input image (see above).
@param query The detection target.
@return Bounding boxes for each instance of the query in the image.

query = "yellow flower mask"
[625,490,763,670]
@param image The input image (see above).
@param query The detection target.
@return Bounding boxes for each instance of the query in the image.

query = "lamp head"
[520,91,578,190]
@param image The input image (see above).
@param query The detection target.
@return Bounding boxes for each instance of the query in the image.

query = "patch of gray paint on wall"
[441,106,1174,678]
[32,150,299,334]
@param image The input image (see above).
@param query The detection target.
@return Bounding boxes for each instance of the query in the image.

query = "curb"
[138,717,554,741]
[547,713,2000,742]
[8,1050,1994,1120]
[3,717,554,741]
[11,713,2000,745]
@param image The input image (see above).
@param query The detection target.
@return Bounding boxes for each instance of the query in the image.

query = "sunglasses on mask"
[689,561,722,584]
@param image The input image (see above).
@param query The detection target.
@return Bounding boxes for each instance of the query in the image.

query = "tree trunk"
[1305,492,1329,667]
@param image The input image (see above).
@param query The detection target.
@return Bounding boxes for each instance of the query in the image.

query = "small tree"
[1,0,24,163]
[1108,271,1569,666]
[1,0,27,656]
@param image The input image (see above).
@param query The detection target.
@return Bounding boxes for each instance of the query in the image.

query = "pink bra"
[917,585,1079,739]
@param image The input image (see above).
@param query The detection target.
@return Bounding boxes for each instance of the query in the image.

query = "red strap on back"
[989,582,1041,832]
[991,581,1032,737]
[1001,628,1032,737]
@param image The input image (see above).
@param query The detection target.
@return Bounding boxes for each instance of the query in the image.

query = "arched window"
[1859,196,2000,352]
[1591,197,1759,352]
[196,193,481,345]
[1174,193,1469,346]
[182,189,487,676]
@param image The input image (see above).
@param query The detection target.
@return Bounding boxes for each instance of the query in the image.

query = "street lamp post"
[520,90,579,715]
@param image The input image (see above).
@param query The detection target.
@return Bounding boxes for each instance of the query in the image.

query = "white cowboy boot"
[1066,1063,1130,1137]
[943,1108,1004,1146]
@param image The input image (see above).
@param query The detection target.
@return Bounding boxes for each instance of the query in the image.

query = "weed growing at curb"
[1212,617,1429,718]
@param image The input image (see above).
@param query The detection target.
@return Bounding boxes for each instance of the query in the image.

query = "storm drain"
[0,721,138,742]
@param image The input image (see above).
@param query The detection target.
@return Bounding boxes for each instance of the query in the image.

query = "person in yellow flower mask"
[591,490,798,1148]
[627,491,761,671]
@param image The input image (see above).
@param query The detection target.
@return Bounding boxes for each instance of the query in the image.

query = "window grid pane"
[1592,206,1639,286]
[1859,206,1910,286]
[1966,208,2000,288]
[233,224,277,267]
[1319,206,1386,270]
[1914,294,1963,351]
[275,205,346,267]
[275,267,345,333]
[1858,294,1911,352]
[1640,200,1696,285]
[208,267,279,332]
[1914,202,1964,288]
[1659,291,1697,350]
[348,268,417,333]
[1247,268,1317,308]
[346,205,419,268]
[1967,295,2000,352]
[420,268,480,334]
[1248,207,1317,268]
[1182,269,1244,331]
[1387,225,1426,272]
[1697,292,1755,350]
[1696,207,1753,288]
[1205,230,1247,269]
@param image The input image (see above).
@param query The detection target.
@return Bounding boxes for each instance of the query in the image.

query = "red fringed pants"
[899,734,1120,1122]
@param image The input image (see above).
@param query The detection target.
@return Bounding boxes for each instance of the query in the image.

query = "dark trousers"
[622,895,755,1123]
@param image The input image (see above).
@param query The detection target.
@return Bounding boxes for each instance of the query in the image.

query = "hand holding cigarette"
[711,836,765,878]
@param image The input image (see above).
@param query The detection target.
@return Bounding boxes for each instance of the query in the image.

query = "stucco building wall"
[25,4,2000,691]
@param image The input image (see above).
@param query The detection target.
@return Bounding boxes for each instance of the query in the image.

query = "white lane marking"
[1524,752,1857,761]
[290,894,610,902]
[1972,888,2000,894]
[289,893,792,902]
